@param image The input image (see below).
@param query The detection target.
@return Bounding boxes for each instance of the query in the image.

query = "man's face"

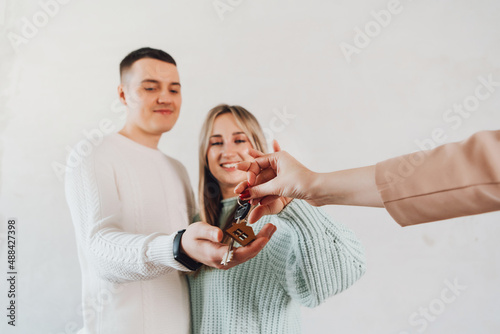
[119,58,182,135]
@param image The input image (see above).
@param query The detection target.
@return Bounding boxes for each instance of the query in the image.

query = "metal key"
[221,232,235,266]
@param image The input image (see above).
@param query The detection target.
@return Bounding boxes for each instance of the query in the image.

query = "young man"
[65,47,275,334]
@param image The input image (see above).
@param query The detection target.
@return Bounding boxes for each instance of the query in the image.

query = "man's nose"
[158,89,173,104]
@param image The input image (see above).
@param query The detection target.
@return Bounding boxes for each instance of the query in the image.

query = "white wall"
[0,0,499,333]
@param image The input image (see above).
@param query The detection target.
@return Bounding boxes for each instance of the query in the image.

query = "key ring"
[237,197,247,207]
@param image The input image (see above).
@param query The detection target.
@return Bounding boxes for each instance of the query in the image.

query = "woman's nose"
[221,142,238,157]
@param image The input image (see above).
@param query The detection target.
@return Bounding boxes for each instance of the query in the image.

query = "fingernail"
[239,189,250,200]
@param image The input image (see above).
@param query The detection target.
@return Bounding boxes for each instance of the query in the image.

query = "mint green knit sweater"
[187,198,366,334]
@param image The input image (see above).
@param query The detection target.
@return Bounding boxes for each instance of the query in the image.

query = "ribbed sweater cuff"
[147,233,192,272]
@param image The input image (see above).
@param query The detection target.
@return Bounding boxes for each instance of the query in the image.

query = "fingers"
[233,167,276,197]
[247,205,275,224]
[190,222,223,243]
[255,167,277,186]
[230,223,276,263]
[235,161,258,186]
[272,139,281,153]
[234,180,248,194]
[184,222,276,270]
[197,240,230,267]
[236,152,280,188]
[246,148,266,159]
[247,179,281,199]
[236,152,277,176]
[259,195,280,206]
[241,148,263,164]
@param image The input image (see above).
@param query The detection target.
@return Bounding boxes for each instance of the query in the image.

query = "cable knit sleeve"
[266,200,366,308]
[64,149,191,284]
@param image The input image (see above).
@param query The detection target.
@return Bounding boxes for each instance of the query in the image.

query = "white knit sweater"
[65,132,196,334]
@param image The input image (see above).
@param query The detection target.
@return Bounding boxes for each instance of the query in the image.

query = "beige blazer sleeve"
[375,130,500,226]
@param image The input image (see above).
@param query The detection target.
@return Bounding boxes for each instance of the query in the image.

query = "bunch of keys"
[220,199,257,266]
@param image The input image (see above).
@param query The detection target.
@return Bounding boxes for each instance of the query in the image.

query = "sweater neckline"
[218,197,238,227]
[221,196,238,206]
[112,132,165,157]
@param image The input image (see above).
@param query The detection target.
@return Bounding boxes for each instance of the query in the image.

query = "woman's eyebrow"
[210,132,246,138]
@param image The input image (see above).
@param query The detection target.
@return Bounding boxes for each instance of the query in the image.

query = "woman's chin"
[219,178,247,194]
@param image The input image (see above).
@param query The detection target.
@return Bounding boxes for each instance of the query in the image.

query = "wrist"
[173,230,202,271]
[307,171,341,206]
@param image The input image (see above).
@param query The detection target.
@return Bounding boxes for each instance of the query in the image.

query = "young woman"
[187,104,366,334]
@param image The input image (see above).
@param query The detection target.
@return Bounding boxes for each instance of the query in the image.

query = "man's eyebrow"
[141,79,160,84]
[140,79,181,87]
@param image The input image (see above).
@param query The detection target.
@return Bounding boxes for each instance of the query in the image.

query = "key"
[221,238,235,266]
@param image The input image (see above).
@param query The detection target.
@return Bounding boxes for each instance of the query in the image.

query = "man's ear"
[118,84,127,106]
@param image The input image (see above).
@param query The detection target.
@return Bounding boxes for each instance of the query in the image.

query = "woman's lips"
[154,109,173,115]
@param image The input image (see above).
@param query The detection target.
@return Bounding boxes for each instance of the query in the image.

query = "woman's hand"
[235,147,384,218]
[234,140,299,224]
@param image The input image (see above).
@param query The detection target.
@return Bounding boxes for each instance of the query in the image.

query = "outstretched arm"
[236,130,500,226]
[235,149,382,224]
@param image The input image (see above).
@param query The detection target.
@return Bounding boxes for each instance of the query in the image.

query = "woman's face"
[207,113,254,199]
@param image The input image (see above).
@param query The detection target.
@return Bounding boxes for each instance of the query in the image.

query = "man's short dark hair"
[120,47,176,80]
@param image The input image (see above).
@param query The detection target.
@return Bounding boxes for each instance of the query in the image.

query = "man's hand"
[181,221,277,270]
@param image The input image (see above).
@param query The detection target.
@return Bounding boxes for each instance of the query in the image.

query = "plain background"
[0,0,499,333]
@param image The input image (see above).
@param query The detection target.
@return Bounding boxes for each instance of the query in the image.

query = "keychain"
[220,199,256,266]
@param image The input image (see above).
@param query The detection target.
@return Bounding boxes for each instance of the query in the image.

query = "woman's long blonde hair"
[198,104,268,231]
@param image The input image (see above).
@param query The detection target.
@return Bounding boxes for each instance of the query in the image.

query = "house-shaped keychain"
[226,222,256,247]
[225,201,257,247]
